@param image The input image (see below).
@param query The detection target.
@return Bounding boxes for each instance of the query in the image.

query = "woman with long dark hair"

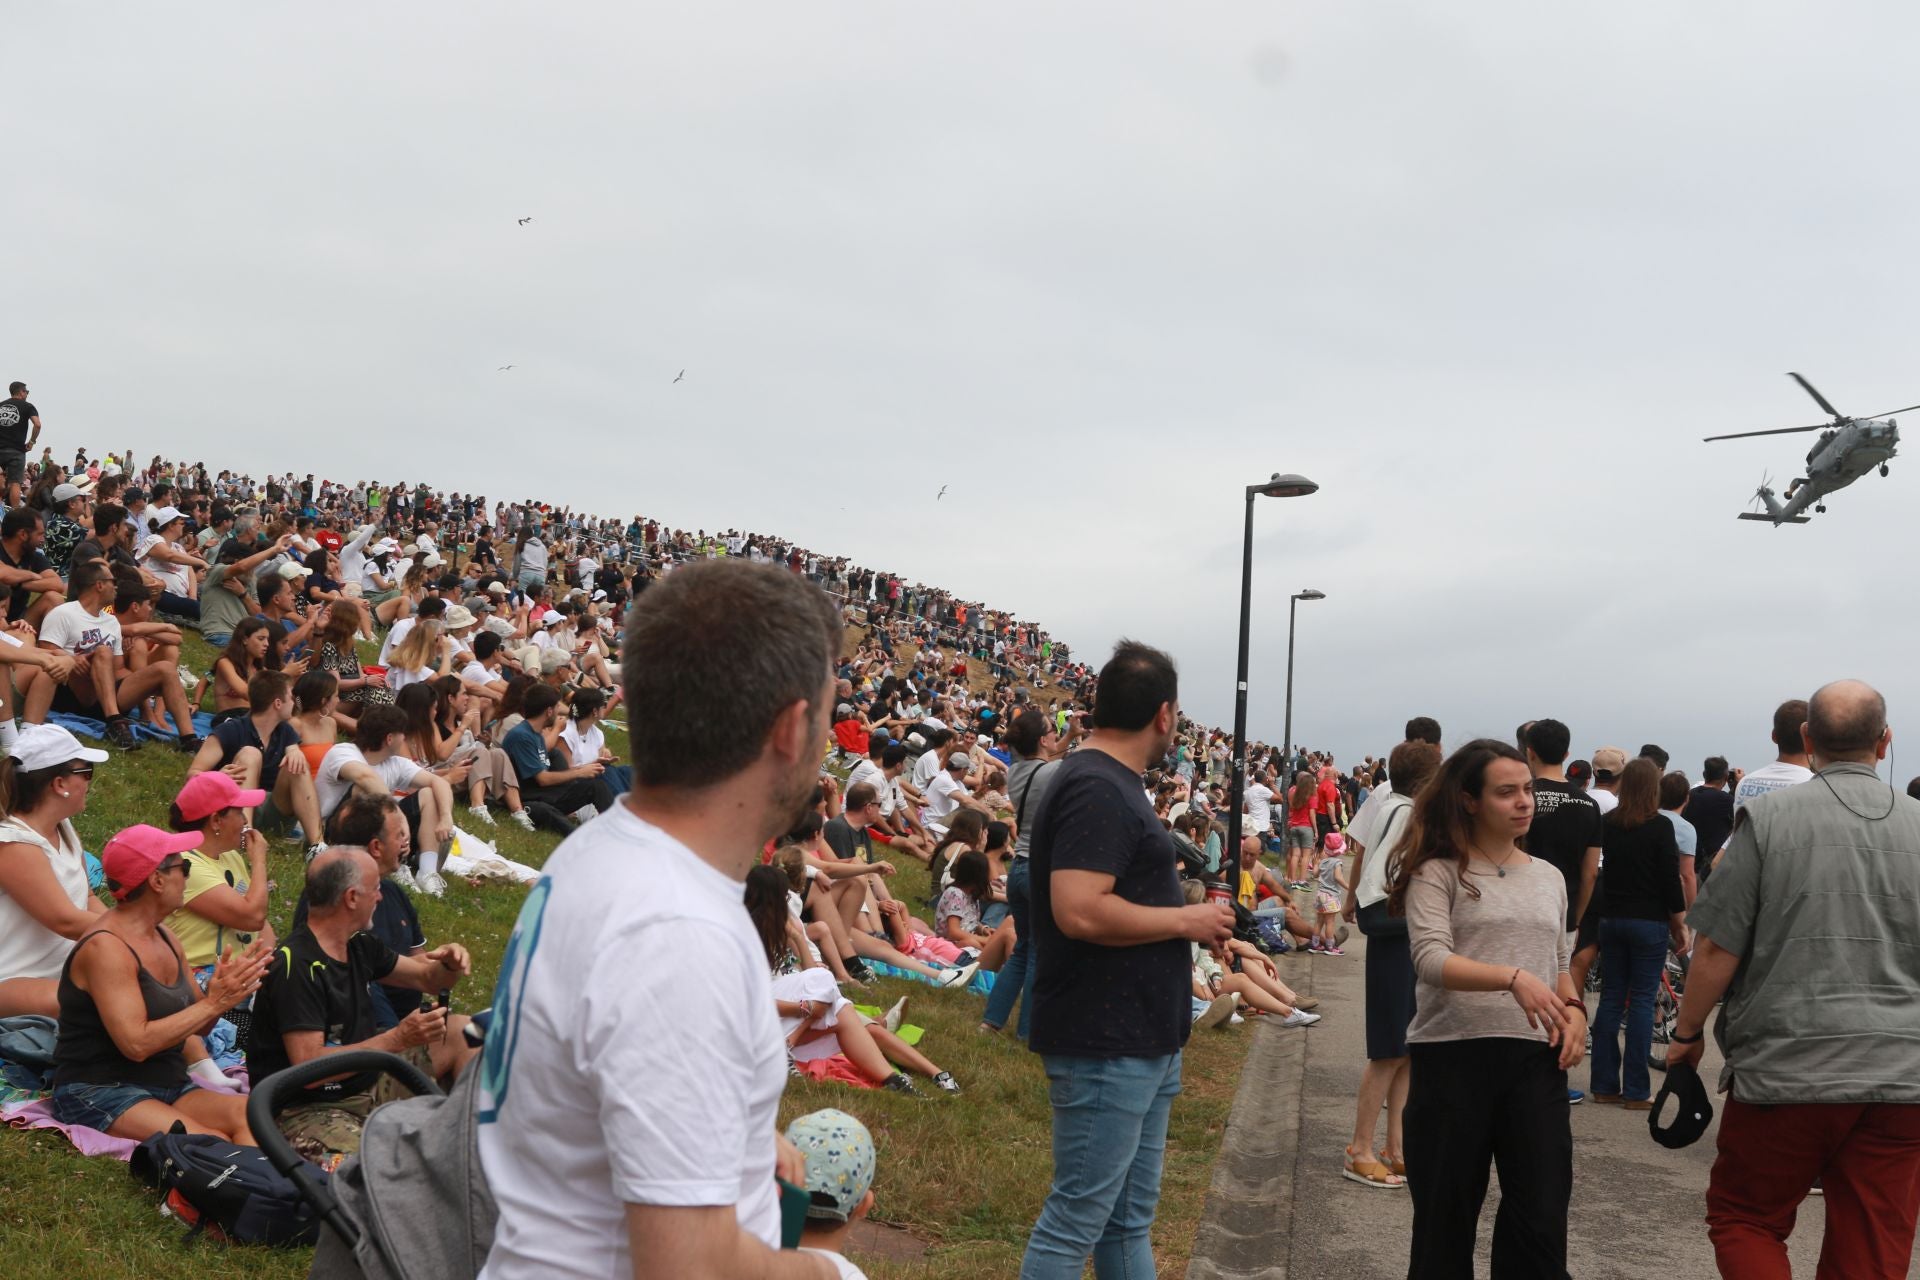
[1589,757,1687,1108]
[1387,739,1585,1278]
[208,618,277,721]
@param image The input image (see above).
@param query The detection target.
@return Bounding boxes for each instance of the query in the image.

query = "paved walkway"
[1190,929,1879,1278]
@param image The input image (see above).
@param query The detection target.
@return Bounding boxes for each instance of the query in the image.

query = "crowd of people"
[2,387,1917,1277]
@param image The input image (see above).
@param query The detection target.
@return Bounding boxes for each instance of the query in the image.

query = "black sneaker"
[881,1073,923,1097]
[104,717,142,751]
[173,733,203,755]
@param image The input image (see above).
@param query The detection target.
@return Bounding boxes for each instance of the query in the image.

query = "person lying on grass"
[746,865,959,1097]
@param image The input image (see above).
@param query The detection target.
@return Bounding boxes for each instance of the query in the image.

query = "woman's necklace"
[1473,842,1521,878]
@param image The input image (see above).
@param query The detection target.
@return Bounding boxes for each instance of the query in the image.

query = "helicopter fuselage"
[1767,418,1901,521]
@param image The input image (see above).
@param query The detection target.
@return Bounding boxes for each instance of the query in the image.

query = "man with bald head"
[1671,679,1920,1279]
[249,844,476,1162]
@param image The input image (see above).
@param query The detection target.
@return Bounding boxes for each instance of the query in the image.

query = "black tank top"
[51,930,197,1089]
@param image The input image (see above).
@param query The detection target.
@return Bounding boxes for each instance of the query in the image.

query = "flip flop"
[1341,1151,1406,1189]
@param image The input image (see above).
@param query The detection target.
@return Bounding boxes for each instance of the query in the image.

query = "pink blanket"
[2,1097,139,1160]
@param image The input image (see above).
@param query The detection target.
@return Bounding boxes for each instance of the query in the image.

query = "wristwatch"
[1671,1028,1704,1045]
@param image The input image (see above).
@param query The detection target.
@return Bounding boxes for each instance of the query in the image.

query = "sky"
[9,3,1919,779]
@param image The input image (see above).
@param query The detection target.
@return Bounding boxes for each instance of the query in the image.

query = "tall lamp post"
[1282,589,1326,767]
[1218,472,1320,905]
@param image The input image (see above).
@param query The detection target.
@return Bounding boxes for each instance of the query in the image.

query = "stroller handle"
[246,1049,444,1246]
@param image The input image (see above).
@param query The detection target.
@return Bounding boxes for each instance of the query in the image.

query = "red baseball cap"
[174,770,267,823]
[101,825,205,900]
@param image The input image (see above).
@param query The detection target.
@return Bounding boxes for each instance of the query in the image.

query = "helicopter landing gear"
[1882,463,1891,477]
[1816,504,1828,513]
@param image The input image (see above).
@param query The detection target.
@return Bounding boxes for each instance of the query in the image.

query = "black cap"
[1648,1061,1714,1149]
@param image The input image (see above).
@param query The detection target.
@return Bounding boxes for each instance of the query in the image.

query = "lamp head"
[1295,589,1326,602]
[1254,472,1319,499]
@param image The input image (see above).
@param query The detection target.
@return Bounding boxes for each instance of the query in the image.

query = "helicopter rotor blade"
[1789,372,1845,421]
[1858,402,1920,421]
[1703,423,1828,442]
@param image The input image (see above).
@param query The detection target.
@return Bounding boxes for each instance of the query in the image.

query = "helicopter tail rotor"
[1748,471,1774,513]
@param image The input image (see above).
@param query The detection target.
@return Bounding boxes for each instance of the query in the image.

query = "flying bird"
[498,365,515,371]
[937,485,947,501]
[518,217,532,226]
[673,369,685,383]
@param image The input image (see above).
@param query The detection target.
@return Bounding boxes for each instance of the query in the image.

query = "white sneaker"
[391,866,418,890]
[1280,1009,1322,1027]
[937,963,979,990]
[510,809,537,831]
[417,871,448,898]
[883,997,909,1032]
[1228,1012,1246,1025]
[305,842,328,863]
[571,805,598,825]
[466,804,496,827]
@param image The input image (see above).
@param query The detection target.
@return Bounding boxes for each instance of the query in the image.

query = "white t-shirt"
[1591,788,1618,816]
[378,615,417,666]
[1733,760,1814,812]
[1350,791,1413,910]
[846,758,894,816]
[0,817,89,983]
[40,601,123,658]
[925,770,968,827]
[315,744,425,817]
[1243,782,1275,833]
[911,750,943,792]
[559,721,604,770]
[475,805,786,1280]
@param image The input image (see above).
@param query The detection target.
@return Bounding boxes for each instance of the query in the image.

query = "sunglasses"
[61,765,96,780]
[157,857,188,876]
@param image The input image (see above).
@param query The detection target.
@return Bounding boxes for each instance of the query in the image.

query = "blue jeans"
[1590,916,1668,1101]
[982,856,1034,1037]
[1020,1051,1182,1280]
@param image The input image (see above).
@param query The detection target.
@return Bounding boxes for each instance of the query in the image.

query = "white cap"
[420,552,445,569]
[541,610,565,627]
[50,482,89,503]
[276,561,312,579]
[146,505,185,531]
[10,723,109,771]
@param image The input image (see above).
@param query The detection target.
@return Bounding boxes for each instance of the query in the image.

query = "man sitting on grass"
[250,846,474,1166]
[503,684,614,823]
[315,704,456,895]
[291,794,432,1028]
[186,669,327,860]
[18,559,200,752]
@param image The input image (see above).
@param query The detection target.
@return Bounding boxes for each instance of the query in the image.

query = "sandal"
[1341,1149,1406,1189]
[1389,1156,1407,1180]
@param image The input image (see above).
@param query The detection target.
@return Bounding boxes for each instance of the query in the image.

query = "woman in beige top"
[1388,739,1586,1280]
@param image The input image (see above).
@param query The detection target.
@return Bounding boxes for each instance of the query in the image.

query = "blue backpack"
[131,1126,327,1246]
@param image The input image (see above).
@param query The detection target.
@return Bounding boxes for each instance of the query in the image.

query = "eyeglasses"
[61,765,95,780]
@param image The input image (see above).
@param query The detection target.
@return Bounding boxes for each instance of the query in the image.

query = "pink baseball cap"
[174,770,267,823]
[101,824,205,900]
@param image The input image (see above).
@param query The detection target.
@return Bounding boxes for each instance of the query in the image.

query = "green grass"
[0,629,1250,1279]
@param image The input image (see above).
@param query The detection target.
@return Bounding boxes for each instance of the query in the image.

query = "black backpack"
[130,1126,327,1246]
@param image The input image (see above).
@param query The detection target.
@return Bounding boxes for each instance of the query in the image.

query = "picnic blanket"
[862,959,995,997]
[48,710,216,745]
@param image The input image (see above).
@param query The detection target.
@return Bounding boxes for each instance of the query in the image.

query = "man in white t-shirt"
[477,560,855,1280]
[377,596,445,666]
[314,704,457,894]
[1589,746,1626,816]
[1243,770,1276,845]
[924,751,986,834]
[1714,698,1814,866]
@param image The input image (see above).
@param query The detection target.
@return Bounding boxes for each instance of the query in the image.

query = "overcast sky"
[10,3,1919,778]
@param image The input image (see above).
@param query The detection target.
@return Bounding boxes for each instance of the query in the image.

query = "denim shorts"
[51,1079,197,1132]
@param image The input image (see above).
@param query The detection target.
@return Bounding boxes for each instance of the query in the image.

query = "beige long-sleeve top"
[1405,854,1571,1045]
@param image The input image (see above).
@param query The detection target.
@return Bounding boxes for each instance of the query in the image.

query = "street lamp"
[1282,589,1327,767]
[1219,473,1319,906]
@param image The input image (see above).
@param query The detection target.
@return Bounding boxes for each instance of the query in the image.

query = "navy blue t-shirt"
[1028,746,1190,1058]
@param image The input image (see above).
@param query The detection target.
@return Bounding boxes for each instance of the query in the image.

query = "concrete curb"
[1185,963,1312,1280]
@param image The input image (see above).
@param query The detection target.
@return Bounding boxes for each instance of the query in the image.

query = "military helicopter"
[1704,373,1918,525]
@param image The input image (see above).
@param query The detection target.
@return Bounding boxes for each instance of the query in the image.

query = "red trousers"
[1707,1096,1920,1279]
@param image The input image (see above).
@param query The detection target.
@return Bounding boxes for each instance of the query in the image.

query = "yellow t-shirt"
[166,847,257,969]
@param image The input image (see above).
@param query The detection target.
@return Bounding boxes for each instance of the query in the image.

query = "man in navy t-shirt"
[1022,641,1234,1280]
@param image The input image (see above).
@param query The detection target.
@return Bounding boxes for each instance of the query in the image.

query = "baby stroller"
[247,1015,497,1280]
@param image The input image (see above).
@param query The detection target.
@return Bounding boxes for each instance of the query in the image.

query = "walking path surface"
[1189,929,1866,1278]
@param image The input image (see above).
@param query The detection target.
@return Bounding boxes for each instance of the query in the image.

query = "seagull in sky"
[518,217,533,226]
[498,365,515,371]
[673,369,685,383]
[937,485,947,501]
